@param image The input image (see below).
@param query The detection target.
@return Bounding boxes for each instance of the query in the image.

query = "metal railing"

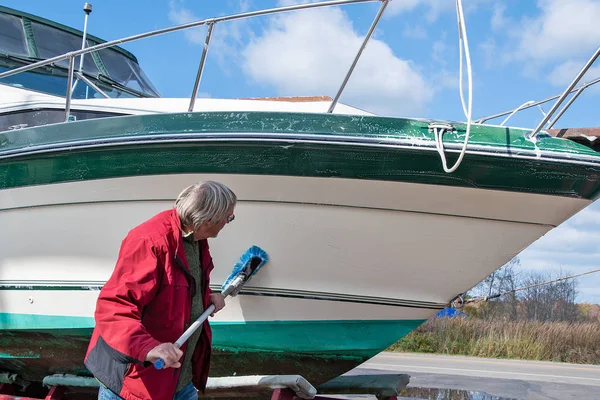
[0,0,387,121]
[476,47,600,137]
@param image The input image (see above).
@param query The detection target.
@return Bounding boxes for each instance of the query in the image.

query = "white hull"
[0,173,589,324]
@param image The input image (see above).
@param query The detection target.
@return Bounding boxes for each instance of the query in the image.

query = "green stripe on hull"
[0,313,424,353]
[1,111,597,156]
[0,313,95,330]
[211,319,425,352]
[1,112,600,199]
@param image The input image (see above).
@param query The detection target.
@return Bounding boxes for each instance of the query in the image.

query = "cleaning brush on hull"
[154,245,269,369]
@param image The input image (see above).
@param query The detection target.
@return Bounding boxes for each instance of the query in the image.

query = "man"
[84,181,237,400]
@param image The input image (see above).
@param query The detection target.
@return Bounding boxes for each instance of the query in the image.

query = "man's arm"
[94,236,162,364]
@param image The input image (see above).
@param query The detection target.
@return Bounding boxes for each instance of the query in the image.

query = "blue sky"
[5,0,600,303]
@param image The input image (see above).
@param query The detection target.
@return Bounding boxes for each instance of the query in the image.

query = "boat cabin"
[0,5,159,100]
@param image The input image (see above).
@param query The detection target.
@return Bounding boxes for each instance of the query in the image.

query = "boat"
[1,0,600,394]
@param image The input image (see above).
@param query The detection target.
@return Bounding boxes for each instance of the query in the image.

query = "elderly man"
[84,181,237,400]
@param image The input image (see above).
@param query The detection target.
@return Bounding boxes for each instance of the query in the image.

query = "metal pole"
[65,55,75,121]
[475,76,600,124]
[78,3,93,73]
[476,78,600,124]
[72,3,93,95]
[327,0,389,113]
[546,85,587,130]
[0,0,376,81]
[75,72,110,98]
[188,22,215,112]
[528,46,600,138]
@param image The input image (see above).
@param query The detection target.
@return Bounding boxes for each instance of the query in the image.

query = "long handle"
[154,275,245,369]
[153,304,215,369]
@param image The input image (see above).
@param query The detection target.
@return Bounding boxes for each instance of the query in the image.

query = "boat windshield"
[0,9,160,99]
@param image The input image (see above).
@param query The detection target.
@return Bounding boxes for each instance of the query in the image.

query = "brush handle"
[154,304,215,369]
[154,274,247,369]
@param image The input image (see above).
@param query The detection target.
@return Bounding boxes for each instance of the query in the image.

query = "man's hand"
[145,343,183,368]
[209,293,226,316]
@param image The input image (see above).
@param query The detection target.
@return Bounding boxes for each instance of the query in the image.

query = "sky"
[4,0,600,303]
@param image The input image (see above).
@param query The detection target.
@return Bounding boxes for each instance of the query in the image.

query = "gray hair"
[175,181,237,228]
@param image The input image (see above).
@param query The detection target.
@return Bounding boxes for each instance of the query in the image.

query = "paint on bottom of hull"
[0,315,425,385]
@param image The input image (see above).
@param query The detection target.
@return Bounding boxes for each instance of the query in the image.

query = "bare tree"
[468,257,520,320]
[466,258,581,322]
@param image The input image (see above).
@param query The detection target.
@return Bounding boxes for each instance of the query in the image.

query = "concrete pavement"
[348,352,600,399]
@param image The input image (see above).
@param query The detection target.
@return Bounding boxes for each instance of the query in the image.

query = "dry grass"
[388,318,600,364]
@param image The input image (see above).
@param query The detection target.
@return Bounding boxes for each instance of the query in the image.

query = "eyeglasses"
[226,214,235,223]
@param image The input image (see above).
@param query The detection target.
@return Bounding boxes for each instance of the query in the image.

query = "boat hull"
[0,172,592,385]
[1,111,600,386]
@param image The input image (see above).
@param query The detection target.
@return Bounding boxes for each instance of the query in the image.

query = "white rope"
[434,0,473,173]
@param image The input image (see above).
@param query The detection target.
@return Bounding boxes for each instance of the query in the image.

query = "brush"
[154,245,269,369]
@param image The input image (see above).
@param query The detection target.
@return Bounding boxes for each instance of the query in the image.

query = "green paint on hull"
[1,111,598,156]
[0,313,423,353]
[0,313,95,330]
[0,314,425,385]
[211,319,424,352]
[1,112,599,199]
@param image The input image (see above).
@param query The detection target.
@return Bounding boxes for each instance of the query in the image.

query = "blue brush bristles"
[221,245,269,291]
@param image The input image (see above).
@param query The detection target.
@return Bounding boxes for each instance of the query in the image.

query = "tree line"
[465,257,597,322]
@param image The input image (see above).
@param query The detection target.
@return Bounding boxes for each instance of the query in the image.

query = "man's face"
[194,208,235,240]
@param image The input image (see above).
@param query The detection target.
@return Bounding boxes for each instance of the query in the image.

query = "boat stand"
[0,372,410,399]
[193,373,410,399]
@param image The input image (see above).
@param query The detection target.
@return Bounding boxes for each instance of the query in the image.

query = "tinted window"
[97,48,160,97]
[0,66,105,99]
[0,13,28,56]
[31,21,99,75]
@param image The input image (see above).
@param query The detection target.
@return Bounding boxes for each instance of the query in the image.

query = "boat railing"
[476,47,600,137]
[0,0,387,122]
[2,0,597,138]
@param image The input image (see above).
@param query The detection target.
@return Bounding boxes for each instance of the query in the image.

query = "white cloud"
[168,0,252,73]
[387,0,459,22]
[238,0,251,13]
[513,0,600,64]
[166,0,435,114]
[516,200,600,303]
[534,227,600,253]
[386,0,421,15]
[241,6,434,116]
[403,24,428,40]
[432,37,448,66]
[548,61,600,92]
[570,204,600,229]
[480,38,500,69]
[579,287,600,304]
[433,69,459,90]
[428,33,459,90]
[387,0,486,22]
[527,203,600,254]
[167,0,206,45]
[491,3,508,31]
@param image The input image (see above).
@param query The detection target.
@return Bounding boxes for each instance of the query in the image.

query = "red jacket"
[84,209,215,400]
